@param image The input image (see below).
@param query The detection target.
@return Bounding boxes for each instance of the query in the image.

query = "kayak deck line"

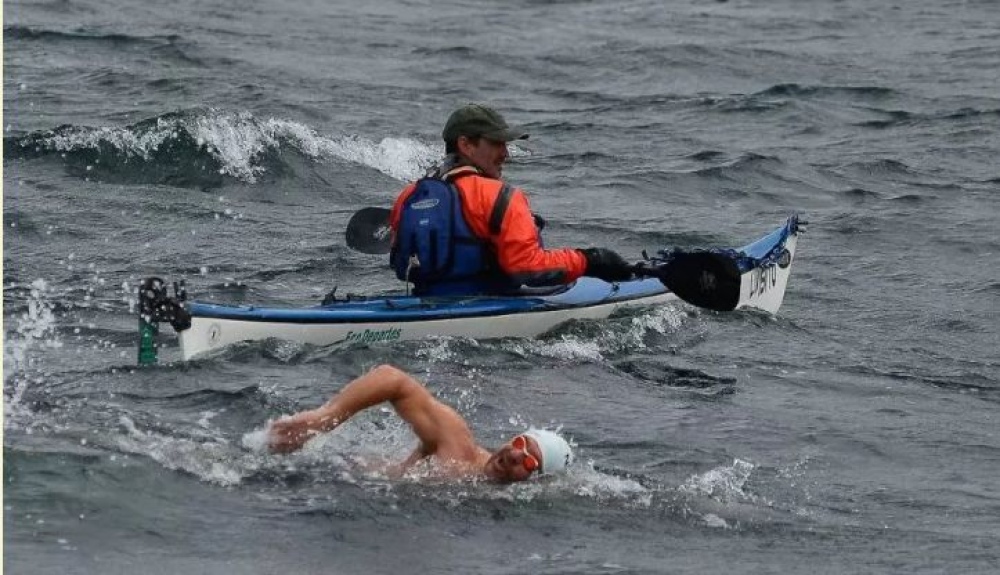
[184,277,668,324]
[137,215,803,364]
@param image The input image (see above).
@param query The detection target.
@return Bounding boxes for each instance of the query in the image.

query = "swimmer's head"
[484,429,574,483]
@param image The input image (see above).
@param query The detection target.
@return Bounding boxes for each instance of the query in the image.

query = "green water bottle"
[138,316,159,366]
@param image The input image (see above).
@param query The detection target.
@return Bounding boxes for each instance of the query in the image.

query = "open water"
[4,0,1000,573]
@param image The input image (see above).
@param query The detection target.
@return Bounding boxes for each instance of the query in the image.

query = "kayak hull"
[179,282,676,360]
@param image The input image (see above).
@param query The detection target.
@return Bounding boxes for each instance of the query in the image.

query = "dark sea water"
[4,0,1000,573]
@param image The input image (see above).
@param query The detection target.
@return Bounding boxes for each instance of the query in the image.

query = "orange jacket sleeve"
[462,182,587,286]
[494,189,588,285]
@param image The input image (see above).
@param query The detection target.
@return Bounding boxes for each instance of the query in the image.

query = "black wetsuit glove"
[532,213,546,231]
[579,248,634,282]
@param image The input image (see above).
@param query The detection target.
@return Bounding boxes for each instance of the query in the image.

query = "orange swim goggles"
[512,434,540,473]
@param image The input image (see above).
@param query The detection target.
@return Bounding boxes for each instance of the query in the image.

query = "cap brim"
[485,126,529,142]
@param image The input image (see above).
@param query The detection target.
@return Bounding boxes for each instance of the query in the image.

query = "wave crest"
[5,109,439,187]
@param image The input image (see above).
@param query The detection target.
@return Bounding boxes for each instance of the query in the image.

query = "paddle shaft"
[344,206,742,311]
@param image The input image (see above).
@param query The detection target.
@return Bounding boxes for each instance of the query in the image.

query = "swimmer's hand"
[267,410,322,454]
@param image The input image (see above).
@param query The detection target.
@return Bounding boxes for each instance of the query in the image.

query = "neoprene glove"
[579,248,634,282]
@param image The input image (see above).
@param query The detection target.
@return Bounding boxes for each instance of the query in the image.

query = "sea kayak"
[138,215,801,363]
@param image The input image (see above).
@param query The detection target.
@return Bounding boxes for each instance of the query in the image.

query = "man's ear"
[456,135,475,157]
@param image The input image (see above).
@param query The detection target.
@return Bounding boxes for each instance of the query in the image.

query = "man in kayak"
[389,103,634,296]
[267,364,574,483]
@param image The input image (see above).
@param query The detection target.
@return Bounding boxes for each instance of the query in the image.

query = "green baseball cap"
[442,104,529,143]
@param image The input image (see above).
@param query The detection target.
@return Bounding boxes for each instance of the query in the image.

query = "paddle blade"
[345,207,392,254]
[642,251,742,312]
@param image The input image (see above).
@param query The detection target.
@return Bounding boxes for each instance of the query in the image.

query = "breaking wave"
[5,109,439,187]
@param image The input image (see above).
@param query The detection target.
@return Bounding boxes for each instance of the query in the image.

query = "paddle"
[632,251,742,312]
[343,207,743,311]
[346,207,393,254]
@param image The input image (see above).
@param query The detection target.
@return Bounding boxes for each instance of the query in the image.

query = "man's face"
[483,435,542,483]
[458,136,509,178]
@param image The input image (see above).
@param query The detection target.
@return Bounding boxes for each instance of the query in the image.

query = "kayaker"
[267,364,575,483]
[389,103,634,296]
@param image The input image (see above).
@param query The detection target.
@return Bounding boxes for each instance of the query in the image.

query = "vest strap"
[489,184,514,236]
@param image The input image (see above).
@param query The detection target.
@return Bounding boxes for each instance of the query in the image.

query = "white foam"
[115,415,256,487]
[504,336,606,362]
[488,304,687,361]
[312,133,438,181]
[414,336,460,362]
[28,110,441,184]
[41,123,174,160]
[702,513,732,529]
[680,458,757,502]
[570,463,654,507]
[191,112,277,181]
[240,426,270,454]
[4,279,62,428]
[193,113,439,182]
[626,304,686,340]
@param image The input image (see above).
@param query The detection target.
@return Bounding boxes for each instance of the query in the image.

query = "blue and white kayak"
[139,216,801,362]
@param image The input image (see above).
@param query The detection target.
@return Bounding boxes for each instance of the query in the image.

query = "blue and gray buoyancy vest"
[390,176,514,296]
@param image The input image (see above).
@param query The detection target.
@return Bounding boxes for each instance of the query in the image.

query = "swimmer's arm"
[268,364,446,454]
[386,445,432,479]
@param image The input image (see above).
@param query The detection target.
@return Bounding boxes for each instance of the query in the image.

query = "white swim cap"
[523,428,574,474]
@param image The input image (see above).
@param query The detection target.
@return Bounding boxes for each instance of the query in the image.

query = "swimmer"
[267,364,573,483]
